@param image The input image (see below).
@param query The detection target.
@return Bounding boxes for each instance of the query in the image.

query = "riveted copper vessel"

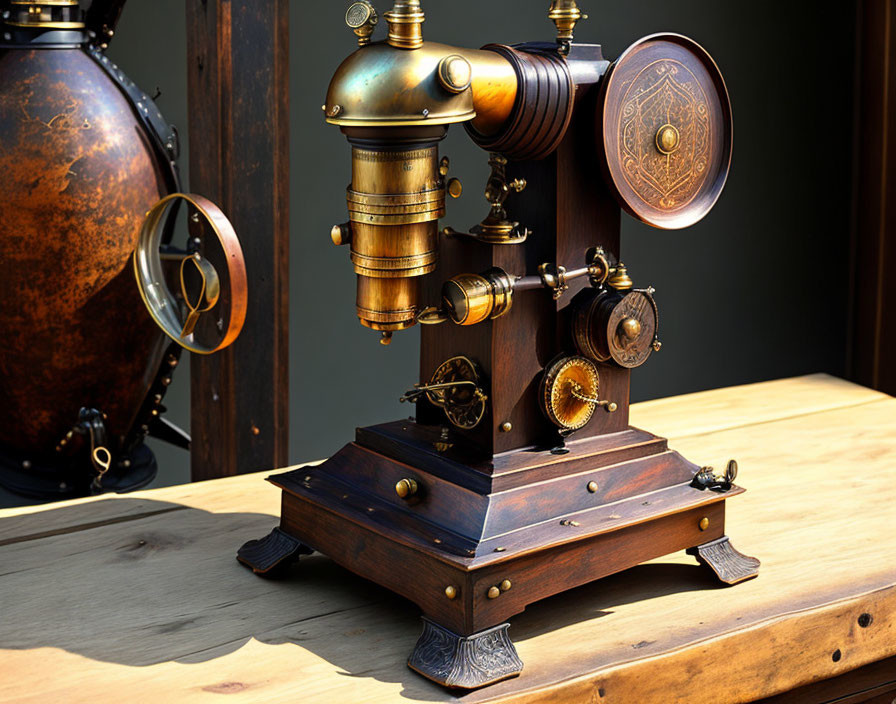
[0,2,187,497]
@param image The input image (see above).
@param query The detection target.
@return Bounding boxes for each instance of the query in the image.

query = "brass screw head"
[699,517,710,531]
[500,421,513,433]
[487,586,501,599]
[447,178,463,199]
[587,481,598,493]
[500,579,512,592]
[445,585,457,600]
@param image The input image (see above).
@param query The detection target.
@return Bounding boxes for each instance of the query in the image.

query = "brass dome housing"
[324,42,476,128]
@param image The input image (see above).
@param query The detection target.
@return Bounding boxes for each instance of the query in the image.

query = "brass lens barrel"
[348,144,444,331]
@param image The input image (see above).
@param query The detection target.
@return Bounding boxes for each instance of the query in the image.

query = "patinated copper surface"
[597,34,731,229]
[0,47,169,455]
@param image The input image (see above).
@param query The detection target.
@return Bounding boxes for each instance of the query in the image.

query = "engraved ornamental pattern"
[618,60,711,210]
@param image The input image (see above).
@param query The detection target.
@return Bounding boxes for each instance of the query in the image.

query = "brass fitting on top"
[384,0,425,49]
[548,0,587,45]
[345,1,378,46]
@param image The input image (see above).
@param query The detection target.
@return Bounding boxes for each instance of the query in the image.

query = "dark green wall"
[108,0,855,487]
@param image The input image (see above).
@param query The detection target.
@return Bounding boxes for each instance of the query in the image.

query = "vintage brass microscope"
[240,0,758,688]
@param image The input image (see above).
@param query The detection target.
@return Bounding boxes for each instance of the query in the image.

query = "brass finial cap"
[384,0,424,49]
[608,263,633,291]
[549,0,587,43]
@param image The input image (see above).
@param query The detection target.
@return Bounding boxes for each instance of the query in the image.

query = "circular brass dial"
[573,289,658,368]
[427,356,487,430]
[596,34,732,229]
[540,356,601,431]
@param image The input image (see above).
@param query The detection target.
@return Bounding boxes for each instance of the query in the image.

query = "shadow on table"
[0,497,721,701]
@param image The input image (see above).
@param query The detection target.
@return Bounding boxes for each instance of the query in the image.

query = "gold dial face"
[541,356,600,431]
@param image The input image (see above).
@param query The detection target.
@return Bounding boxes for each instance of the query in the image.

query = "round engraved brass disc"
[540,356,600,431]
[597,34,732,229]
[606,291,657,368]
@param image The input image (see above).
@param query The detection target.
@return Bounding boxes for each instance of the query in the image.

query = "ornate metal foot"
[237,527,312,578]
[407,617,523,689]
[687,535,760,585]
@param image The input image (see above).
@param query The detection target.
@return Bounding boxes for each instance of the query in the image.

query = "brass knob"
[587,481,598,493]
[330,223,351,246]
[445,585,457,599]
[437,55,473,94]
[447,178,463,199]
[487,586,501,599]
[500,579,512,592]
[699,516,710,531]
[395,478,418,499]
[619,317,642,340]
[500,421,513,433]
[655,123,680,155]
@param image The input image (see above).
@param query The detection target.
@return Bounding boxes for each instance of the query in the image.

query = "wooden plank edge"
[478,584,896,704]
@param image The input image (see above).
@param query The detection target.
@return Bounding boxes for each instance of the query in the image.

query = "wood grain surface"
[1,374,894,703]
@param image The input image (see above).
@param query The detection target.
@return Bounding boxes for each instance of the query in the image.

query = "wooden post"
[185,0,289,480]
[849,0,896,393]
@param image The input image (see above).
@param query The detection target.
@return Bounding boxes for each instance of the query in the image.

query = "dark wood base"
[241,419,757,689]
[407,618,523,689]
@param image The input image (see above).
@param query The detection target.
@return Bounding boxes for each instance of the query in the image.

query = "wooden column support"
[849,0,896,393]
[185,0,289,480]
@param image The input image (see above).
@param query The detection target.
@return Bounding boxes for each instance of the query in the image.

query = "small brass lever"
[400,380,480,404]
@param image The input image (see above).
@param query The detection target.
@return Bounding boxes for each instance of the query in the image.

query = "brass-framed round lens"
[133,193,247,355]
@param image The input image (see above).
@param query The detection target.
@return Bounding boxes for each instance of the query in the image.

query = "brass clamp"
[634,286,662,352]
[692,460,738,492]
[537,263,568,300]
[443,153,529,245]
[517,247,612,299]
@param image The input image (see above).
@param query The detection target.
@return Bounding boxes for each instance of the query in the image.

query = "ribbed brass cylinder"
[348,144,443,331]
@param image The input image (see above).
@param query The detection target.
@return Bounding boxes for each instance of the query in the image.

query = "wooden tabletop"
[2,374,895,703]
